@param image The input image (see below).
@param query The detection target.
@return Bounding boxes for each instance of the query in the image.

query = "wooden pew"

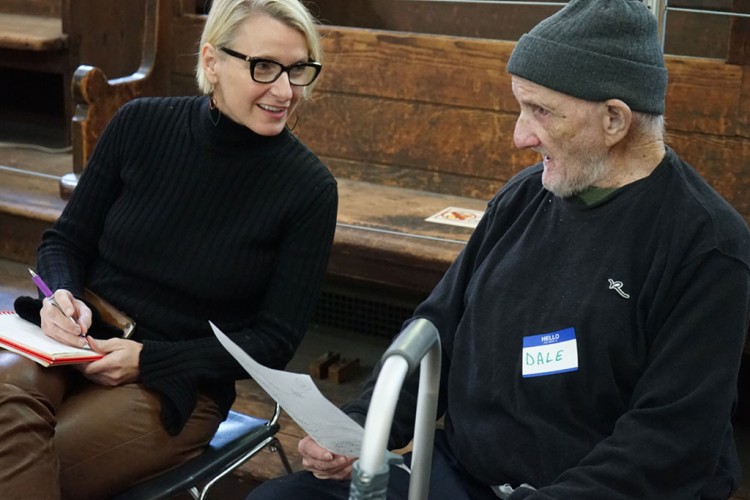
[0,0,72,137]
[293,26,750,299]
[0,1,157,144]
[58,0,172,198]
[0,1,66,52]
[64,19,750,303]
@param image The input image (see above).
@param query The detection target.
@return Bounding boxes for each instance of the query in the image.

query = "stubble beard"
[542,149,610,199]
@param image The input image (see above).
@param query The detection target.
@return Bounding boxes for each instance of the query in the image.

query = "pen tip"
[28,268,36,277]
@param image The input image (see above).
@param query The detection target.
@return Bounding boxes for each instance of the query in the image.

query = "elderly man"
[249,0,750,498]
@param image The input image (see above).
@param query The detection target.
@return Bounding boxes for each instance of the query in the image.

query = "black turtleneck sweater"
[36,96,338,434]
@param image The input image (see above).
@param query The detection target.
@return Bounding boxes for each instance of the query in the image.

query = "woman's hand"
[75,337,143,386]
[299,435,357,480]
[39,289,92,349]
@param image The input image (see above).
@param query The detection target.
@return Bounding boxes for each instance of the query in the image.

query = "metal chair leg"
[270,437,293,474]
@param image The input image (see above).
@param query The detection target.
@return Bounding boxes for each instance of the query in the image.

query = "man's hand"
[299,435,357,480]
[39,289,92,349]
[75,337,143,386]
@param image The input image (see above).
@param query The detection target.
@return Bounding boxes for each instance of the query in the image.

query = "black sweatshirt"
[36,96,338,434]
[344,148,750,499]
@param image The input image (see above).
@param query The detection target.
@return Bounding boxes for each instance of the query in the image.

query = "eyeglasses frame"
[219,47,322,87]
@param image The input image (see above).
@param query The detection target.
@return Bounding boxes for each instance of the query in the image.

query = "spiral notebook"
[0,311,103,367]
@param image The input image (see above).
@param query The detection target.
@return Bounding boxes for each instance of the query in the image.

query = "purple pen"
[27,269,87,348]
[29,268,53,298]
[28,268,69,318]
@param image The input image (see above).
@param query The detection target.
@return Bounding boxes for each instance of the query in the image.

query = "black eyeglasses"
[220,47,322,86]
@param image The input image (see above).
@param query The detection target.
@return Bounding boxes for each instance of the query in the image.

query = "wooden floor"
[2,120,750,498]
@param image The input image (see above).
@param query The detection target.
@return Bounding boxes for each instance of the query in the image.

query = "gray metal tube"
[381,318,439,374]
[356,357,410,477]
[407,337,441,499]
[349,318,441,500]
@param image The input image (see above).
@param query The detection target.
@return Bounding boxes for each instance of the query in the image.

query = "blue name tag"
[522,327,579,378]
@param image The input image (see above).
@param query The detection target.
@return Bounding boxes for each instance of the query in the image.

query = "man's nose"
[513,117,540,150]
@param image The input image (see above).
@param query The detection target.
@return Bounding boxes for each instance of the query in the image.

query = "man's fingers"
[298,435,333,460]
[306,465,352,480]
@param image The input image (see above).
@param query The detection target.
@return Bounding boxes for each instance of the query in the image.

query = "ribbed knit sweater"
[35,96,338,434]
[344,148,750,498]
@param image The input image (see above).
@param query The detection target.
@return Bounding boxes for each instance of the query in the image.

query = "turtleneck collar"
[196,95,289,151]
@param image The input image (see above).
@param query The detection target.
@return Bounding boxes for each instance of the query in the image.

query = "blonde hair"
[196,0,322,98]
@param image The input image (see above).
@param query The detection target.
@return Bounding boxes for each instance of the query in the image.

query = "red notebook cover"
[0,311,102,367]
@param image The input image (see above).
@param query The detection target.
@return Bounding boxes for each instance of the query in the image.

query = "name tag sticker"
[522,327,578,378]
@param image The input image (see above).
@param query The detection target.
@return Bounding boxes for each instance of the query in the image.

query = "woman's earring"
[287,111,299,132]
[209,92,221,126]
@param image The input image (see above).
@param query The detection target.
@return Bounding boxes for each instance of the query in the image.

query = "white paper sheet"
[211,322,364,456]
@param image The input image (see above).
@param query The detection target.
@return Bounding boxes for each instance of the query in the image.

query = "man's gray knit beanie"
[506,0,668,114]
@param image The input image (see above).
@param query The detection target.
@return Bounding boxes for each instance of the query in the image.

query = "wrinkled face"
[203,13,309,136]
[511,76,610,198]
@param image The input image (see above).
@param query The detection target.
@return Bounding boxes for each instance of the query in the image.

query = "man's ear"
[201,43,219,84]
[602,99,632,147]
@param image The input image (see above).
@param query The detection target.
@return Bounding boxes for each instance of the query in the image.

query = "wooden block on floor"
[309,350,340,379]
[329,358,360,384]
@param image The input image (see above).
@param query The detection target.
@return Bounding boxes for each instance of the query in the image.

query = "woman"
[0,0,336,497]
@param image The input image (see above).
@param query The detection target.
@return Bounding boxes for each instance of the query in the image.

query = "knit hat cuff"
[507,34,668,115]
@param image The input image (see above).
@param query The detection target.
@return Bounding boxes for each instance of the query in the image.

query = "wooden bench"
[297,26,750,297]
[0,0,71,135]
[62,17,750,306]
[58,0,172,196]
[0,0,162,144]
[0,1,66,52]
[113,2,744,300]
